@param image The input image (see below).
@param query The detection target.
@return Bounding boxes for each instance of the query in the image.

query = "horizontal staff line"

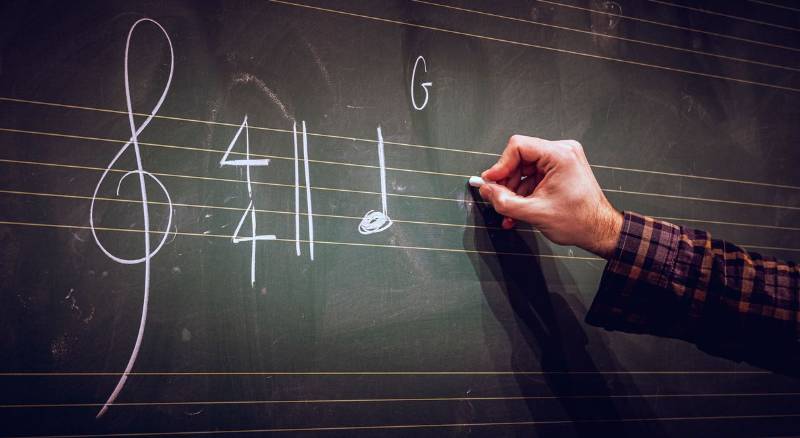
[4,97,800,191]
[737,243,800,252]
[0,158,800,233]
[0,370,771,376]
[268,0,800,93]
[0,220,603,260]
[748,0,800,13]
[0,127,471,179]
[654,215,800,232]
[10,413,800,437]
[4,189,800,237]
[604,187,800,212]
[592,164,800,191]
[648,0,800,32]
[413,0,800,73]
[5,139,800,213]
[3,210,796,255]
[0,97,497,157]
[538,0,800,53]
[4,392,800,409]
[6,159,800,253]
[0,189,525,234]
[0,157,474,204]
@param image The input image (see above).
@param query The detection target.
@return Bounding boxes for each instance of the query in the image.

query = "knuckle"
[508,134,524,149]
[557,140,583,161]
[562,139,582,152]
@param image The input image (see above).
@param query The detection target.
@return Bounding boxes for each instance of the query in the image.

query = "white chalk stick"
[468,176,493,187]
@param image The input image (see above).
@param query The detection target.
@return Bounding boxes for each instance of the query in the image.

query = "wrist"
[589,207,623,260]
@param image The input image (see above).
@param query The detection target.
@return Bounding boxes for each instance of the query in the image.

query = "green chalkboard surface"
[2,0,800,436]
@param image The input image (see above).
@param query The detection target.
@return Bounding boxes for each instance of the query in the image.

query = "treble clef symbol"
[89,18,174,418]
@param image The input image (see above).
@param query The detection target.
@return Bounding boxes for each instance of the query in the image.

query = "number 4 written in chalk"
[219,116,276,286]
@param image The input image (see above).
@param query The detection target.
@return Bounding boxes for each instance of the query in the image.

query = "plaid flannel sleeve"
[585,211,800,345]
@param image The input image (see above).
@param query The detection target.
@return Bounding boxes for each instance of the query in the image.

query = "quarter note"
[358,126,393,235]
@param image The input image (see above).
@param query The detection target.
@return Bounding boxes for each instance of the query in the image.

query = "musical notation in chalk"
[219,116,276,286]
[293,121,314,260]
[4,4,800,437]
[294,122,302,256]
[358,126,393,235]
[88,18,175,418]
[411,56,432,111]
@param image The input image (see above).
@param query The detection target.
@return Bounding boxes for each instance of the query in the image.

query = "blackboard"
[2,0,800,436]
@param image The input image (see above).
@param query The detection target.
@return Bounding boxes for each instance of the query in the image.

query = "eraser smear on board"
[468,176,493,187]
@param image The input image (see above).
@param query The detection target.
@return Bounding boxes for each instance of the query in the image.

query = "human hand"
[478,135,623,259]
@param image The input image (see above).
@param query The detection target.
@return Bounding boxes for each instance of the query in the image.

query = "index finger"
[482,135,550,182]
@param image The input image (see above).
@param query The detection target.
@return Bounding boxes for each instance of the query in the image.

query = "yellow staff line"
[0,189,524,234]
[10,413,800,437]
[6,154,800,213]
[6,158,800,252]
[0,127,471,179]
[738,243,800,252]
[3,392,799,409]
[0,220,602,260]
[4,188,800,235]
[0,370,772,376]
[537,0,800,53]
[591,164,800,191]
[413,0,800,73]
[266,0,800,93]
[648,0,800,32]
[3,203,797,253]
[0,97,497,157]
[654,215,800,232]
[0,157,475,204]
[4,96,800,191]
[604,187,800,211]
[748,0,800,13]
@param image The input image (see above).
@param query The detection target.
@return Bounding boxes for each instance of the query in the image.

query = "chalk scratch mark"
[232,72,293,122]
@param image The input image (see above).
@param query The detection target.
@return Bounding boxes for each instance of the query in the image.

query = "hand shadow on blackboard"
[463,190,667,438]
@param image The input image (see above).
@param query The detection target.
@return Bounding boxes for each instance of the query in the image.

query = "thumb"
[479,183,530,219]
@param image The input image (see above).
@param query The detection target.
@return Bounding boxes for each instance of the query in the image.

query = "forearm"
[586,212,800,344]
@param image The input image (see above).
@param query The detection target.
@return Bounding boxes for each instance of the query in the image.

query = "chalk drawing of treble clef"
[89,18,174,419]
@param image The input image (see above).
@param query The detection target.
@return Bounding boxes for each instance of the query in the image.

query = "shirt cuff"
[585,211,682,333]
